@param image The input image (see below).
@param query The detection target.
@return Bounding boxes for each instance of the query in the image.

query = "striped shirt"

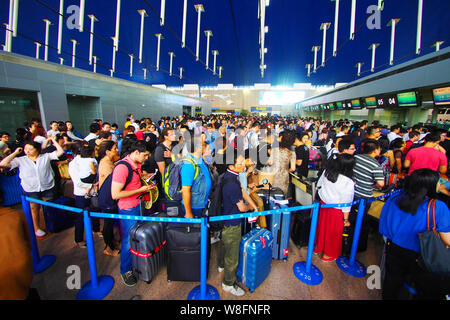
[353,154,384,199]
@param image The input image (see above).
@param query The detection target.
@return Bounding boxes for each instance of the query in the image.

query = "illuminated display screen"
[433,87,450,106]
[351,99,362,109]
[365,97,377,109]
[336,102,343,110]
[397,92,418,107]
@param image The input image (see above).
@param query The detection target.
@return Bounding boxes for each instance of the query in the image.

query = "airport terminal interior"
[0,0,449,302]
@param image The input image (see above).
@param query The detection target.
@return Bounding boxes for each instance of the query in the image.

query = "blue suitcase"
[237,227,273,293]
[43,197,75,233]
[259,188,291,261]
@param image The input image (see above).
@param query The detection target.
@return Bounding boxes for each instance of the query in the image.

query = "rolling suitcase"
[166,225,210,282]
[130,220,167,284]
[258,188,291,261]
[237,227,273,293]
[43,197,75,233]
[290,204,311,248]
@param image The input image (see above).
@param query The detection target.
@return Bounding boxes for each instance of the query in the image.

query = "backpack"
[162,157,200,201]
[205,172,240,231]
[98,161,138,213]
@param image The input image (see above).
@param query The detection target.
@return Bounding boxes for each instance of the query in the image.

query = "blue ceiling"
[1,0,449,88]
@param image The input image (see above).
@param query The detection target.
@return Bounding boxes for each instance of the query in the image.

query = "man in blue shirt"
[180,133,212,218]
[218,150,258,297]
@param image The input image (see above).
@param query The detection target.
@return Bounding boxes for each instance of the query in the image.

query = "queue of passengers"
[0,113,449,299]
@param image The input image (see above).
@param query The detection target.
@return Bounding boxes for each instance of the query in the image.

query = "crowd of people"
[0,113,449,299]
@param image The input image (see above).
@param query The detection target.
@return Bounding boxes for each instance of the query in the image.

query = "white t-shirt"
[77,157,98,179]
[33,135,47,145]
[84,133,98,142]
[317,171,355,213]
[46,130,60,137]
[10,152,60,192]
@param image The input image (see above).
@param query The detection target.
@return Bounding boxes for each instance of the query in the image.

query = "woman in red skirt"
[314,154,355,261]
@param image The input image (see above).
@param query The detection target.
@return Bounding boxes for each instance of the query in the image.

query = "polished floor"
[27,209,385,301]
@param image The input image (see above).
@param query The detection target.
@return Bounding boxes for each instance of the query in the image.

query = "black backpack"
[98,160,139,213]
[205,172,240,231]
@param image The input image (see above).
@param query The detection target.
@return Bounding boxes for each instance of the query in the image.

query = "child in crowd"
[78,145,99,198]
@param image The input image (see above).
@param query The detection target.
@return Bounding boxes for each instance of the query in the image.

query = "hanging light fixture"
[349,0,357,40]
[320,22,331,66]
[143,67,147,80]
[355,62,363,76]
[179,67,184,79]
[204,30,213,70]
[114,0,121,51]
[387,18,401,65]
[306,64,312,77]
[34,41,41,59]
[70,39,78,67]
[79,0,85,32]
[168,52,175,76]
[433,41,444,52]
[181,0,188,48]
[416,0,423,55]
[88,14,98,65]
[212,50,219,75]
[138,9,148,63]
[312,46,321,73]
[155,33,163,71]
[368,43,380,72]
[57,0,64,54]
[43,19,52,61]
[160,0,166,26]
[129,54,134,77]
[194,4,205,61]
[111,36,116,72]
[93,56,98,73]
[331,0,340,57]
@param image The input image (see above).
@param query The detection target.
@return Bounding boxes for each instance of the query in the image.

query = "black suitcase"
[43,197,75,233]
[130,220,167,284]
[290,206,311,248]
[166,225,210,282]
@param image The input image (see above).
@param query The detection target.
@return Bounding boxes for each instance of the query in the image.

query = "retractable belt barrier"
[21,190,401,300]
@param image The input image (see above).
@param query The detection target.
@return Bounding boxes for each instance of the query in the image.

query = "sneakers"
[74,241,87,248]
[222,283,245,296]
[218,266,224,273]
[35,229,47,238]
[121,271,137,287]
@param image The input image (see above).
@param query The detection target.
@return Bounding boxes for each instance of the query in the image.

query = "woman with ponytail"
[379,168,450,299]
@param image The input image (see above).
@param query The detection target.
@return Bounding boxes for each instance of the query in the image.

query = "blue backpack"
[98,161,138,213]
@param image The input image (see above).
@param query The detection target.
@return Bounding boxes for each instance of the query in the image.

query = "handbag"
[418,199,450,276]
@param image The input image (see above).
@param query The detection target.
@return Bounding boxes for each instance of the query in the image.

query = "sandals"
[321,256,337,262]
[103,248,120,256]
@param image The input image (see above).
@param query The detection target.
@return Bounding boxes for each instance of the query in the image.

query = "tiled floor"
[29,212,384,301]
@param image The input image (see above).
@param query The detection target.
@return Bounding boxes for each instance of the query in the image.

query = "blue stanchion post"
[336,199,367,277]
[293,202,323,285]
[20,195,55,274]
[187,217,220,300]
[77,210,114,300]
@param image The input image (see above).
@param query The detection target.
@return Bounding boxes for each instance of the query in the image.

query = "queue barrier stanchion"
[336,199,367,277]
[293,202,323,285]
[21,195,56,274]
[187,217,220,300]
[76,210,114,300]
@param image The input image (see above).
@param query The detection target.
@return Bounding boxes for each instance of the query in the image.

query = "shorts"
[23,187,55,201]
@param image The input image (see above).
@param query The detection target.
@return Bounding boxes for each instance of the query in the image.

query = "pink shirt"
[112,155,142,210]
[405,146,447,175]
